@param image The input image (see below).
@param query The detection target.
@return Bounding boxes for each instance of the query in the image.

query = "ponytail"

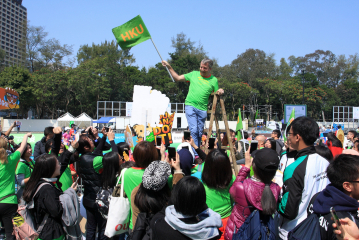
[253,164,277,215]
[261,184,277,215]
[0,138,8,164]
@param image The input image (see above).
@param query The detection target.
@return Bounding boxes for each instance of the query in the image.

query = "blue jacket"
[307,184,359,240]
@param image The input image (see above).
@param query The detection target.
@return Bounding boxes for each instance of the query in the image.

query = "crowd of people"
[2,57,359,240]
[1,117,359,240]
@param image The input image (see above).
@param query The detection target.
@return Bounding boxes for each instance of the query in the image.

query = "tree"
[0,66,34,115]
[77,40,135,67]
[230,49,277,86]
[278,58,292,79]
[18,21,73,72]
[0,48,6,71]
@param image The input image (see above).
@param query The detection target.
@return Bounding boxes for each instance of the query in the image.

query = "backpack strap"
[0,193,16,202]
[31,182,51,234]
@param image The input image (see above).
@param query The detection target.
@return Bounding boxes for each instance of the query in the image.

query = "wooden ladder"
[204,93,239,175]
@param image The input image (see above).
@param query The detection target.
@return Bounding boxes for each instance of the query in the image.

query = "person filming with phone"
[305,154,359,240]
[162,58,224,147]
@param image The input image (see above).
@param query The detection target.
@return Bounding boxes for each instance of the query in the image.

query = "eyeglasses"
[347,181,359,183]
[287,133,295,136]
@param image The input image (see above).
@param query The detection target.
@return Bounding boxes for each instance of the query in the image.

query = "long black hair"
[253,164,277,215]
[102,151,120,189]
[202,149,232,189]
[327,132,343,148]
[23,154,59,202]
[266,139,277,152]
[134,183,170,214]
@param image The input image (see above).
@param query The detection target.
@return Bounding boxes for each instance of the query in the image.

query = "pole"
[144,110,147,141]
[302,70,305,104]
[151,38,175,82]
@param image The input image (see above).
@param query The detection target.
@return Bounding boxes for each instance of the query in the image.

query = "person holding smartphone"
[305,154,359,240]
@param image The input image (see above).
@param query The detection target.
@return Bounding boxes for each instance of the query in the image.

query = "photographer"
[34,127,54,160]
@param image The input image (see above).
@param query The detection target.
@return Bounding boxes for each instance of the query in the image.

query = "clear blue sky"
[25,0,359,69]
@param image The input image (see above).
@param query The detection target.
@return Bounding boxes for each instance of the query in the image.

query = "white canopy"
[75,112,93,121]
[57,112,75,121]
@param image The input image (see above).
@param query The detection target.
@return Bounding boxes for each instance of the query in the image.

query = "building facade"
[0,0,26,66]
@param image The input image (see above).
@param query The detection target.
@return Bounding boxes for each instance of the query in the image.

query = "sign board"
[0,88,20,110]
[255,119,264,124]
[284,105,307,124]
[353,107,359,120]
[126,102,133,117]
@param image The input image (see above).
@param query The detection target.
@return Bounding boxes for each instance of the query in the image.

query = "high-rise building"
[0,0,27,66]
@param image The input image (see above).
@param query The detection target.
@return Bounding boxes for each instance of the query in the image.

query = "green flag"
[255,109,259,119]
[69,121,74,127]
[236,109,243,140]
[284,108,295,141]
[112,15,151,50]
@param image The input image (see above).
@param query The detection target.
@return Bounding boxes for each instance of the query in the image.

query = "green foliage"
[3,29,358,121]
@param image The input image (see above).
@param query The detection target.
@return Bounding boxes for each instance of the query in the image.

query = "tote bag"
[105,168,130,237]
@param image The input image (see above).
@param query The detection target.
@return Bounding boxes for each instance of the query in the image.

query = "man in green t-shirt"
[162,58,224,146]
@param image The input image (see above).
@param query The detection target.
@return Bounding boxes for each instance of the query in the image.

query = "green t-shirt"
[59,166,73,191]
[203,174,236,218]
[0,151,21,204]
[93,156,104,174]
[184,71,219,111]
[16,159,35,179]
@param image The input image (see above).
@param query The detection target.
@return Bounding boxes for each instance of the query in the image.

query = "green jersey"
[59,167,73,191]
[203,174,236,218]
[184,71,219,111]
[16,159,35,179]
[0,151,21,204]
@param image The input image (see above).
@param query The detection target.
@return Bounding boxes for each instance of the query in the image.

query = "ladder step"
[203,129,227,133]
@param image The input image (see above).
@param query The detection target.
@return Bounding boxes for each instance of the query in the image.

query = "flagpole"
[151,38,175,82]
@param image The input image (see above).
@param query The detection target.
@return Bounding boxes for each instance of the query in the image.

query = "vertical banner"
[353,107,359,120]
[126,102,133,117]
[153,112,175,144]
[125,125,134,148]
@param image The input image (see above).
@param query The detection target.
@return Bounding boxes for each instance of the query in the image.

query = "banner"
[0,87,20,109]
[112,15,151,50]
[153,112,175,144]
[124,125,134,148]
[235,109,243,140]
[353,107,359,120]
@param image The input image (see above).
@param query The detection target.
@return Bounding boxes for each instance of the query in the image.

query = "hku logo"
[121,25,145,42]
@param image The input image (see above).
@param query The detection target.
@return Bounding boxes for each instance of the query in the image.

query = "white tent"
[57,112,75,129]
[57,112,75,121]
[75,113,93,129]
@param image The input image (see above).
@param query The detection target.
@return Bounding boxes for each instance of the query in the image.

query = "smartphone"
[156,137,162,146]
[184,131,191,140]
[104,127,109,132]
[168,147,176,159]
[250,141,258,154]
[208,138,215,149]
[330,207,343,238]
[182,146,189,150]
[156,148,161,160]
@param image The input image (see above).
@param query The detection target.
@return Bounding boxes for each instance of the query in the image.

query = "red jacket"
[224,166,281,240]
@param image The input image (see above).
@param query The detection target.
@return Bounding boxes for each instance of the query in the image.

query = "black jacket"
[32,179,64,240]
[77,135,118,209]
[150,207,221,240]
[307,184,359,240]
[34,136,47,160]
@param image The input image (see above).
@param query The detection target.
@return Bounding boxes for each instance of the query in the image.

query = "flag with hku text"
[112,15,151,50]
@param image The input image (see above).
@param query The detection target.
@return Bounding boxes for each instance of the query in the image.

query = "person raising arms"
[162,58,224,147]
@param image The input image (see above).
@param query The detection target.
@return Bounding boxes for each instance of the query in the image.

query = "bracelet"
[174,169,183,174]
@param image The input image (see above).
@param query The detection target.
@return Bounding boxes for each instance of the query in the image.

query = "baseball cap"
[253,148,279,172]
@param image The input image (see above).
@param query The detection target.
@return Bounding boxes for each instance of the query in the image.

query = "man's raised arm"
[161,60,186,82]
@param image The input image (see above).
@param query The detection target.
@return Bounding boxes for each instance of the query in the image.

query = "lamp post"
[301,70,305,104]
